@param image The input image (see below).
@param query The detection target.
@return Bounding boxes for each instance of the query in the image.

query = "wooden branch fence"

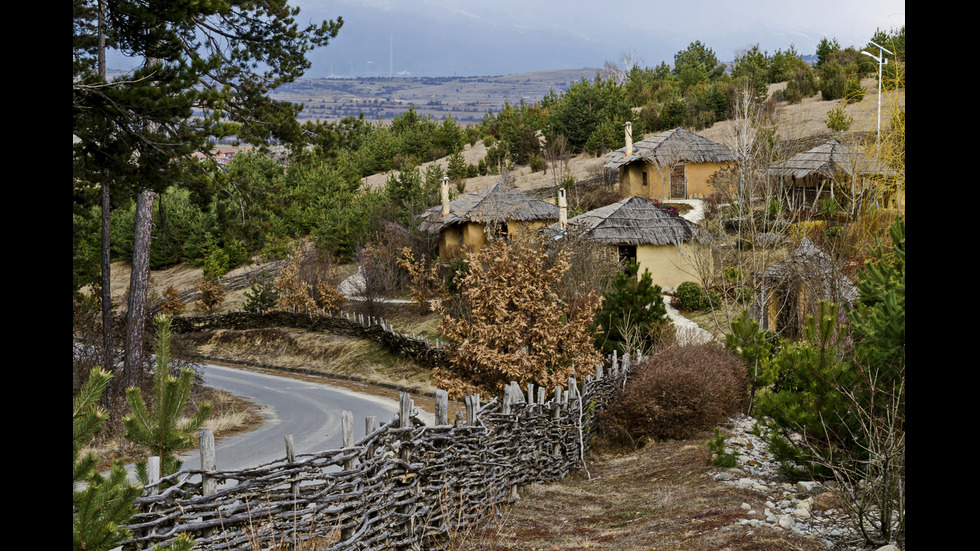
[121,352,639,550]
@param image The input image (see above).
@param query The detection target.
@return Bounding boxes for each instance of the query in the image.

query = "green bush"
[844,77,866,103]
[707,427,738,468]
[598,345,747,444]
[722,267,743,284]
[242,271,279,313]
[528,153,547,173]
[676,281,711,310]
[784,68,819,103]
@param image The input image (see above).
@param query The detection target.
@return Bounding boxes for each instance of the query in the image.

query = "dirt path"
[455,432,833,551]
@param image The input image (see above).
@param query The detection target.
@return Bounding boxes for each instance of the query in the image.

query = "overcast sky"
[103,0,905,78]
[297,0,905,77]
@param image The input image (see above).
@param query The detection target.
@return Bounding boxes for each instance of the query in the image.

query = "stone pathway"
[715,415,900,550]
[664,299,717,345]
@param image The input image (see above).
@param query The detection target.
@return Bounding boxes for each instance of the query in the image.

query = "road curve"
[179,364,426,472]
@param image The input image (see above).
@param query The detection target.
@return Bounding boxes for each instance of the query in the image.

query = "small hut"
[757,238,857,339]
[547,196,710,289]
[604,126,735,200]
[767,139,902,213]
[419,181,559,258]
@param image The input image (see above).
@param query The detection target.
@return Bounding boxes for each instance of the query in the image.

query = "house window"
[641,171,648,186]
[492,222,509,240]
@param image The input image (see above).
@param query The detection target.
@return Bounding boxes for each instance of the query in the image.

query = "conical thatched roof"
[767,139,899,180]
[603,127,735,169]
[546,196,709,246]
[419,182,559,234]
[763,238,857,301]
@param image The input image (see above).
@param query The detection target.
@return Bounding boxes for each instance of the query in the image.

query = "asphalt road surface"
[178,364,429,473]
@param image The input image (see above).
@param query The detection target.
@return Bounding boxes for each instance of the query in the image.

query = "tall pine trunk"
[123,189,156,391]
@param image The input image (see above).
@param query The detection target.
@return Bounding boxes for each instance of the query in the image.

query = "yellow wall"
[619,161,730,199]
[438,219,554,258]
[634,242,710,289]
[685,162,730,197]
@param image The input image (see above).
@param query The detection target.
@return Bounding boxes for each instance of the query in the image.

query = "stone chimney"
[625,121,633,157]
[558,188,568,230]
[441,176,450,216]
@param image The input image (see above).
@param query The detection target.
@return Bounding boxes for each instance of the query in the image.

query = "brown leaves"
[160,284,186,316]
[436,238,603,398]
[195,280,226,313]
[274,249,346,314]
[397,247,445,311]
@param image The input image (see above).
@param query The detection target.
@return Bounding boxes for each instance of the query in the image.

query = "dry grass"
[82,385,262,468]
[184,320,440,395]
[458,432,832,551]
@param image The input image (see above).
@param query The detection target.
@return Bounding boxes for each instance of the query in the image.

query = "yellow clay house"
[547,196,711,290]
[604,126,735,200]
[419,181,559,259]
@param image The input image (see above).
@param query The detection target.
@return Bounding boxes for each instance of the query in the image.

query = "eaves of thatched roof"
[546,196,710,246]
[603,127,735,169]
[419,182,559,234]
[767,139,899,180]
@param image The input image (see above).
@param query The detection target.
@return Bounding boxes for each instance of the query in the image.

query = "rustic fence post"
[342,410,355,470]
[146,456,160,497]
[200,429,217,497]
[465,394,481,426]
[435,390,449,426]
[341,410,357,543]
[284,435,300,499]
[398,393,416,546]
[551,390,563,461]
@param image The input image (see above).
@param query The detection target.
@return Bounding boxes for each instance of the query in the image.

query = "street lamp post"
[861,40,895,144]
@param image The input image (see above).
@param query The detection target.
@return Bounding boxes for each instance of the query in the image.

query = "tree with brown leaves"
[436,238,603,398]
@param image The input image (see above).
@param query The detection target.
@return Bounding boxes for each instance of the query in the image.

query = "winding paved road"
[178,364,430,472]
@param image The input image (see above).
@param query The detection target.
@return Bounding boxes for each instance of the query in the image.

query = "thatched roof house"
[547,196,710,288]
[767,139,902,212]
[757,237,857,338]
[604,126,735,200]
[420,182,559,258]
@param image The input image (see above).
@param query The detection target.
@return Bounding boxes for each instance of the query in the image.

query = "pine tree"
[123,316,212,482]
[74,367,141,551]
[594,262,667,354]
[851,218,905,373]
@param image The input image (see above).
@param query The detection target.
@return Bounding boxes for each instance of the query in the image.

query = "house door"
[670,163,687,199]
[618,245,637,270]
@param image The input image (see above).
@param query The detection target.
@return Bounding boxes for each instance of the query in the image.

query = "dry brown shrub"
[160,284,186,316]
[435,238,603,398]
[599,344,747,445]
[397,247,445,312]
[195,279,226,313]
[273,251,315,312]
[273,249,347,314]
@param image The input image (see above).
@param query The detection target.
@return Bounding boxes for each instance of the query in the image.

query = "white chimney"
[625,121,633,157]
[441,176,450,216]
[558,188,567,230]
